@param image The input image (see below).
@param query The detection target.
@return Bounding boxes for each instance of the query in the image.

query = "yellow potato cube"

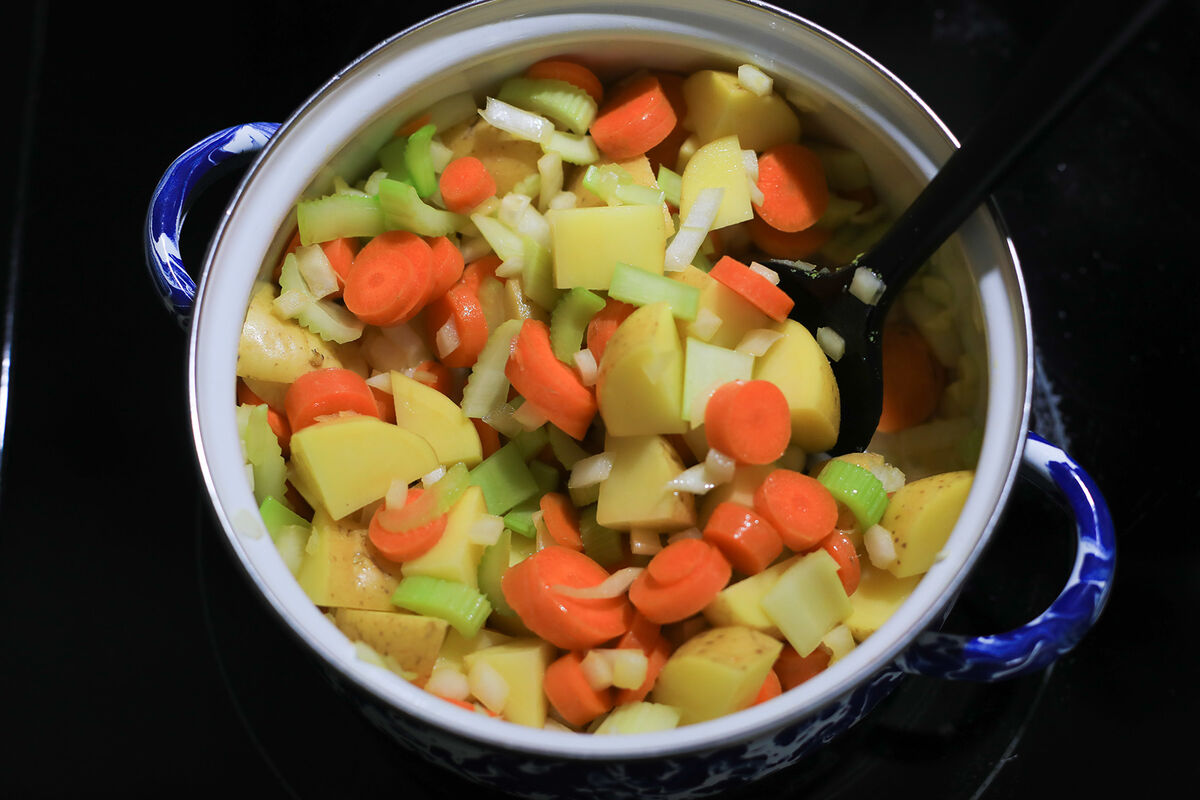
[596,302,687,436]
[650,626,782,725]
[547,204,667,290]
[844,563,923,642]
[390,371,482,468]
[462,638,556,728]
[761,549,852,657]
[296,510,402,611]
[679,135,754,231]
[682,70,801,151]
[883,470,974,578]
[671,266,773,350]
[402,485,489,590]
[331,608,448,681]
[752,319,840,453]
[596,433,695,532]
[702,554,801,634]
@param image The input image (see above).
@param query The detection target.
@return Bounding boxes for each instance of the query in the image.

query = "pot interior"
[190,0,1030,759]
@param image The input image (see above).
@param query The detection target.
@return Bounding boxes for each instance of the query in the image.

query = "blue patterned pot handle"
[896,431,1115,680]
[144,123,279,326]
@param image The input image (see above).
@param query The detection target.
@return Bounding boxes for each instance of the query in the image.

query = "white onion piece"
[741,149,760,182]
[553,566,643,599]
[704,448,736,484]
[365,371,394,393]
[749,261,781,285]
[537,152,564,212]
[735,328,784,357]
[425,667,470,701]
[499,192,532,228]
[692,307,723,342]
[467,660,509,715]
[737,64,773,97]
[495,255,526,278]
[581,651,614,691]
[421,466,447,489]
[548,190,578,210]
[605,648,649,690]
[667,463,717,494]
[516,206,552,250]
[469,514,505,546]
[384,478,409,511]
[748,179,765,207]
[822,624,857,663]
[568,452,613,488]
[295,244,340,299]
[629,529,662,555]
[435,317,461,358]
[512,399,549,430]
[864,524,897,569]
[850,266,886,305]
[816,326,845,361]
[573,348,598,386]
[479,97,555,144]
[273,289,311,318]
[664,186,724,271]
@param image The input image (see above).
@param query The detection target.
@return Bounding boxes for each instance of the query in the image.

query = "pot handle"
[144,122,280,327]
[895,431,1115,680]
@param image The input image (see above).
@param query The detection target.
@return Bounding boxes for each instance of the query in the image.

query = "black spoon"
[770,0,1170,455]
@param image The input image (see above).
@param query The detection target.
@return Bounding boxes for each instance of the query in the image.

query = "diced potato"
[752,319,840,453]
[882,470,974,577]
[547,204,667,290]
[844,563,922,642]
[650,626,782,725]
[596,433,695,532]
[760,549,852,657]
[390,371,483,468]
[296,509,402,611]
[596,302,687,436]
[703,554,801,633]
[566,155,674,233]
[681,70,801,151]
[402,485,489,589]
[679,135,753,231]
[462,638,556,728]
[671,266,773,351]
[594,702,682,734]
[237,282,353,384]
[331,607,448,681]
[288,415,440,520]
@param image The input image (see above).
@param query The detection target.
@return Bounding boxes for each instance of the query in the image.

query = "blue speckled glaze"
[143,123,278,326]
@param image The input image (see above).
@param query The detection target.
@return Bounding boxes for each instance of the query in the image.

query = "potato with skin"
[596,433,695,532]
[390,371,483,468]
[844,563,923,642]
[462,638,557,728]
[682,70,801,151]
[331,608,449,681]
[238,282,355,385]
[679,135,754,231]
[882,470,974,578]
[752,318,840,453]
[650,626,782,725]
[596,302,687,436]
[442,118,543,197]
[296,510,403,611]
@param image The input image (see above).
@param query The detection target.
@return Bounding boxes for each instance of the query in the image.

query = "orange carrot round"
[423,235,466,303]
[368,488,448,562]
[543,651,615,728]
[702,501,784,575]
[877,322,945,433]
[425,283,490,369]
[589,73,678,161]
[284,368,380,433]
[703,379,792,465]
[586,298,637,364]
[539,492,584,551]
[752,669,783,706]
[753,142,830,232]
[746,213,832,261]
[369,385,397,424]
[343,231,434,326]
[472,417,502,460]
[505,319,597,440]
[774,643,831,690]
[752,469,839,551]
[813,530,861,595]
[500,545,633,650]
[412,359,456,398]
[525,58,604,104]
[628,538,732,624]
[643,71,689,173]
[438,156,498,215]
[708,255,795,322]
[460,253,503,295]
[320,236,361,294]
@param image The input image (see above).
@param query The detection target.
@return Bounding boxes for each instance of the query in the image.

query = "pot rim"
[187,0,1032,759]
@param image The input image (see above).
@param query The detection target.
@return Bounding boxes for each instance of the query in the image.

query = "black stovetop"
[3,0,1197,796]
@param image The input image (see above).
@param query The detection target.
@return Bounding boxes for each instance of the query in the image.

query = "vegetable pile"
[236,58,979,733]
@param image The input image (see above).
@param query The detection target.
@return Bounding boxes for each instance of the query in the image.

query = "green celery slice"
[608,262,701,320]
[579,505,623,568]
[460,318,523,418]
[391,575,492,638]
[379,178,466,236]
[581,163,633,206]
[656,165,683,208]
[547,424,590,469]
[237,404,287,507]
[296,192,384,245]
[276,253,365,343]
[477,529,517,617]
[549,287,606,362]
[818,459,889,530]
[503,497,540,539]
[376,136,411,184]
[258,495,308,537]
[402,123,439,198]
[520,235,560,311]
[512,425,550,461]
[468,441,540,515]
[528,460,561,495]
[543,130,599,165]
[498,77,598,135]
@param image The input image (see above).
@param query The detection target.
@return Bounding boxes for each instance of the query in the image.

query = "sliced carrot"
[708,255,795,322]
[753,142,830,233]
[343,230,434,326]
[628,538,732,624]
[460,253,503,295]
[543,651,614,728]
[752,469,839,551]
[412,359,456,398]
[397,112,433,137]
[284,368,380,433]
[368,487,448,562]
[500,545,633,650]
[586,298,637,363]
[423,235,466,304]
[369,385,397,424]
[813,530,861,595]
[877,322,945,433]
[539,492,584,551]
[425,283,490,369]
[525,58,604,104]
[472,418,502,460]
[439,156,498,215]
[746,213,833,261]
[752,669,783,706]
[589,73,678,161]
[643,71,689,173]
[702,501,784,575]
[703,379,792,465]
[774,643,832,690]
[505,319,597,440]
[436,696,477,712]
[614,615,672,705]
[320,237,361,294]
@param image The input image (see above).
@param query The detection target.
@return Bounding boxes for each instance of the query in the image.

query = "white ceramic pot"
[144,2,1114,797]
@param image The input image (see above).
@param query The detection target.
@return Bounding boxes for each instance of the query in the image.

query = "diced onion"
[741,149,760,183]
[735,328,784,356]
[435,317,461,358]
[421,466,447,489]
[479,96,554,144]
[605,648,649,690]
[822,624,857,663]
[548,190,579,210]
[864,524,897,569]
[537,152,564,212]
[273,288,311,318]
[748,261,781,285]
[581,650,614,691]
[384,478,409,511]
[704,448,736,484]
[467,660,509,714]
[629,529,662,555]
[295,244,341,299]
[664,186,724,271]
[499,192,532,228]
[748,180,765,207]
[426,666,470,701]
[512,399,549,430]
[495,255,526,278]
[568,452,613,488]
[737,64,774,96]
[816,326,845,361]
[365,372,393,392]
[850,266,886,305]
[573,348,598,386]
[554,566,644,600]
[469,514,505,546]
[692,307,723,342]
[667,463,717,494]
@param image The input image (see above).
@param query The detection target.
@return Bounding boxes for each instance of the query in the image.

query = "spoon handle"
[856,0,1170,286]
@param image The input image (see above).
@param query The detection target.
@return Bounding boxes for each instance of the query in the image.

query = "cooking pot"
[143,1,1115,796]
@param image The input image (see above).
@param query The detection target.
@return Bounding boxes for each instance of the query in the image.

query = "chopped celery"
[237,403,287,507]
[582,163,664,208]
[460,318,523,418]
[547,424,591,469]
[376,136,411,184]
[469,441,540,515]
[477,529,518,617]
[503,498,540,539]
[391,575,492,638]
[818,459,889,530]
[275,253,364,343]
[579,506,623,568]
[511,172,541,198]
[528,460,561,495]
[521,235,560,311]
[543,130,599,165]
[498,77,598,135]
[258,495,308,537]
[472,214,525,262]
[607,262,701,320]
[657,165,683,208]
[378,178,466,237]
[549,287,606,362]
[616,182,666,207]
[401,123,439,198]
[296,192,384,245]
[512,425,550,461]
